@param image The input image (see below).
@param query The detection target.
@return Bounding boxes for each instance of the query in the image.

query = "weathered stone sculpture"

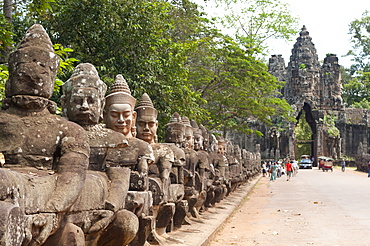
[179,116,204,222]
[192,121,215,210]
[104,75,153,181]
[135,93,173,201]
[135,93,184,241]
[208,134,227,206]
[60,62,139,245]
[104,75,155,246]
[164,113,189,229]
[0,24,90,245]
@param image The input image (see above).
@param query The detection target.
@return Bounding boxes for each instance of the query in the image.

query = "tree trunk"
[3,0,13,23]
[1,0,13,63]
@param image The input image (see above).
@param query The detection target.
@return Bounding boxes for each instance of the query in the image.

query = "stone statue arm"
[158,146,174,181]
[45,125,90,212]
[137,144,155,175]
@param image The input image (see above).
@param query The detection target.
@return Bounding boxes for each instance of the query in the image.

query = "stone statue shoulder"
[0,110,24,153]
[0,108,90,170]
[105,137,154,168]
[85,124,128,148]
[151,143,175,164]
[128,137,154,162]
[196,150,210,169]
[162,143,185,167]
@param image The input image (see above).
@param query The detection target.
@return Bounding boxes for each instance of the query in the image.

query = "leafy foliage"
[342,71,370,108]
[0,65,8,107]
[188,35,294,134]
[0,14,14,51]
[212,0,299,54]
[294,110,312,158]
[3,0,296,137]
[36,0,206,123]
[347,10,370,73]
[343,11,370,109]
[323,114,340,138]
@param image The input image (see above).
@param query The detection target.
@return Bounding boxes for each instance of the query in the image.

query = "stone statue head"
[216,136,226,155]
[199,124,209,151]
[104,75,136,137]
[234,145,242,159]
[6,24,60,99]
[191,120,203,151]
[165,112,185,147]
[209,134,218,153]
[61,63,107,125]
[181,116,194,149]
[226,140,234,155]
[135,93,158,144]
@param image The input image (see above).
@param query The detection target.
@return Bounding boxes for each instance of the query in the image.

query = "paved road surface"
[209,167,370,246]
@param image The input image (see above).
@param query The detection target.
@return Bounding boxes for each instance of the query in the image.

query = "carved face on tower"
[61,63,107,125]
[6,24,60,99]
[104,75,136,137]
[135,93,158,144]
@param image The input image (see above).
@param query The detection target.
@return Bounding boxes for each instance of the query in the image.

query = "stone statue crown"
[63,63,107,97]
[105,74,136,109]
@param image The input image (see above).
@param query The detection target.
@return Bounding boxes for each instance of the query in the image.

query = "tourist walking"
[266,161,271,177]
[341,159,346,172]
[270,161,278,181]
[367,161,370,178]
[262,162,267,177]
[277,162,282,178]
[286,161,293,181]
[292,160,299,176]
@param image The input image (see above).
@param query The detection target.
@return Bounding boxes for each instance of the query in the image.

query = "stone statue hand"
[88,210,114,233]
[28,213,58,246]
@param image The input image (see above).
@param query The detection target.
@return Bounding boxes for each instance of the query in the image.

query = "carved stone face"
[218,144,225,155]
[203,136,209,151]
[193,132,203,151]
[65,87,102,125]
[184,126,194,149]
[8,49,56,99]
[209,134,218,153]
[136,114,158,144]
[105,103,136,137]
[165,129,185,147]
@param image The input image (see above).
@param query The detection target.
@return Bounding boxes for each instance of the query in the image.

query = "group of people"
[262,159,298,181]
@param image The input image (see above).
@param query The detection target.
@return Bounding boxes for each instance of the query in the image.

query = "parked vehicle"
[322,157,333,172]
[299,155,313,169]
[318,156,326,170]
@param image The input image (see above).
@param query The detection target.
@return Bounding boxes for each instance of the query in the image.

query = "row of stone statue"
[0,24,261,246]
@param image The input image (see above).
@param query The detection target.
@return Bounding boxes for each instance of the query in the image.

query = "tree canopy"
[211,0,299,55]
[1,0,298,137]
[342,11,370,108]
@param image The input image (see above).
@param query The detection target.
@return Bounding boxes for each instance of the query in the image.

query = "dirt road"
[209,167,370,246]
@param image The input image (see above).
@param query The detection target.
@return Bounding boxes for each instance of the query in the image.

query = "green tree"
[36,0,205,123]
[294,110,312,158]
[7,0,294,138]
[211,0,299,54]
[342,71,370,108]
[188,34,294,135]
[347,10,370,73]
